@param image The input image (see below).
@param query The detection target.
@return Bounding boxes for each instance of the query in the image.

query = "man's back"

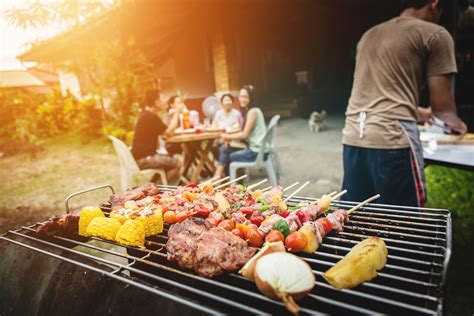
[343,16,456,149]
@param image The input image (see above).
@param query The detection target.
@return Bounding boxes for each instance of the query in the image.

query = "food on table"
[79,206,105,236]
[239,241,285,281]
[166,218,257,277]
[85,217,122,241]
[323,237,388,289]
[36,213,80,237]
[115,219,146,247]
[254,252,315,315]
[284,231,308,252]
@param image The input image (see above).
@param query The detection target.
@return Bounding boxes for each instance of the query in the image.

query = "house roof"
[0,70,46,88]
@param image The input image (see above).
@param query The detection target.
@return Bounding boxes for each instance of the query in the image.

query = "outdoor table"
[423,144,474,172]
[166,131,221,183]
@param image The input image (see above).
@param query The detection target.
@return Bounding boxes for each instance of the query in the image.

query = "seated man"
[131,90,182,184]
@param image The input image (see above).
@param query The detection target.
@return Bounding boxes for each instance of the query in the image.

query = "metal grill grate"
[0,185,451,315]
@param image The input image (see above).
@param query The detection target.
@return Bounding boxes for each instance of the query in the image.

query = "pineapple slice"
[299,226,319,253]
[323,237,387,289]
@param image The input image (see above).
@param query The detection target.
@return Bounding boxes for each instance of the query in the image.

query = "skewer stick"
[198,176,220,188]
[283,181,310,203]
[327,191,338,197]
[247,178,268,190]
[283,182,300,192]
[214,175,248,190]
[347,194,381,215]
[330,189,348,201]
[261,186,273,192]
[210,176,230,186]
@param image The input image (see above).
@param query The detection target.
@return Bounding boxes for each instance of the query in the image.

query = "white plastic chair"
[229,115,281,186]
[108,135,168,191]
[268,115,282,179]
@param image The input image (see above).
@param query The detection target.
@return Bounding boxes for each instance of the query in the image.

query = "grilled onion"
[254,252,315,314]
[239,241,285,280]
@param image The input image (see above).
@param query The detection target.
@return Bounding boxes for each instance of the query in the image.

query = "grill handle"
[65,184,115,214]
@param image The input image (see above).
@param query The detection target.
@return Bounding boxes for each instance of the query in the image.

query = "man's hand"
[417,107,434,124]
[449,119,468,135]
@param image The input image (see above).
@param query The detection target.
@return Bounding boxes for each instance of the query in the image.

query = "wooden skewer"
[283,181,310,203]
[198,176,220,188]
[283,182,299,192]
[330,189,348,201]
[347,194,381,215]
[327,191,338,197]
[261,186,273,192]
[214,175,248,190]
[210,176,230,186]
[247,178,268,190]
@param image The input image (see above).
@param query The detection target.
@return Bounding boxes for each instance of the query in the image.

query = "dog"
[308,110,327,133]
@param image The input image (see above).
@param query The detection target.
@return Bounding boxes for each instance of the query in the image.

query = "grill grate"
[0,185,451,315]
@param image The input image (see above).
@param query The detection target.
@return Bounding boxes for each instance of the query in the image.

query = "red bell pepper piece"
[279,210,290,218]
[318,218,332,234]
[295,210,309,223]
[186,183,198,188]
[194,205,211,218]
[245,196,256,206]
[240,207,254,217]
[250,215,265,226]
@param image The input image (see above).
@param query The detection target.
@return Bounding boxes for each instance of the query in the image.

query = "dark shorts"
[342,144,421,207]
[136,154,179,171]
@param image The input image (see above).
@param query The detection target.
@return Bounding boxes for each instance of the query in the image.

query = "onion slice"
[254,252,315,314]
[239,241,286,280]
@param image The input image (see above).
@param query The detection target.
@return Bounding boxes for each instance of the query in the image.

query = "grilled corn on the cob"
[86,217,122,241]
[129,207,163,237]
[115,219,146,247]
[110,207,137,224]
[79,206,105,236]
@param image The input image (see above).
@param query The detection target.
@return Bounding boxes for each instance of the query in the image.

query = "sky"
[0,0,67,70]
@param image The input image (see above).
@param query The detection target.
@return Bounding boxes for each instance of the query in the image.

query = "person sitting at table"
[213,85,267,178]
[131,89,183,184]
[212,93,243,131]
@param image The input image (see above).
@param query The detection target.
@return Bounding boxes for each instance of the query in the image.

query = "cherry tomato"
[285,231,308,252]
[246,229,263,247]
[231,228,244,239]
[236,223,251,236]
[240,207,254,217]
[250,215,265,226]
[218,219,235,231]
[265,230,285,243]
[318,218,332,234]
[194,205,210,218]
[163,211,177,224]
[206,218,221,227]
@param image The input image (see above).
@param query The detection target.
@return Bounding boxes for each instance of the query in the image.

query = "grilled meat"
[109,183,160,208]
[167,218,257,277]
[36,213,80,237]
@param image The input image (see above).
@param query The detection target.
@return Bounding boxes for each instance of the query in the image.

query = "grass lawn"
[0,135,125,233]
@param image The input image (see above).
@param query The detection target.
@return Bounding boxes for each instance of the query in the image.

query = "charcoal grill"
[0,184,451,315]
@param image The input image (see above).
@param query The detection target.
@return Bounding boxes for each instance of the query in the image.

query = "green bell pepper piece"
[273,219,291,237]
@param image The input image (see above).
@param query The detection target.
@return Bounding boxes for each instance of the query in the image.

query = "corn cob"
[110,207,137,224]
[129,207,163,237]
[115,219,146,247]
[85,217,122,241]
[79,206,105,236]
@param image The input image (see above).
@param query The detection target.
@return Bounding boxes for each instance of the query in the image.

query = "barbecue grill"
[0,184,451,315]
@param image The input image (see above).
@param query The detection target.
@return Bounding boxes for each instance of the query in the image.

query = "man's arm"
[427,75,467,134]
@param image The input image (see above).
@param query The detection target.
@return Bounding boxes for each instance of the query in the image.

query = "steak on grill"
[166,218,257,277]
[109,183,160,208]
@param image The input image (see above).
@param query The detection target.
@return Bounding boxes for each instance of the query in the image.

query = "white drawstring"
[358,112,367,138]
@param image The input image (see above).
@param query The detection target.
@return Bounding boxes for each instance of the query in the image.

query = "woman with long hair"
[213,85,266,178]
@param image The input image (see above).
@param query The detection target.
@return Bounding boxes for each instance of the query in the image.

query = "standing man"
[131,90,182,184]
[342,0,467,206]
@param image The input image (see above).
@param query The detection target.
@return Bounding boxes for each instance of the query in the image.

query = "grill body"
[0,185,451,315]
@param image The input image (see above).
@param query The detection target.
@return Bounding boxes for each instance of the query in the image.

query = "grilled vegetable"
[273,219,291,238]
[129,208,163,237]
[317,194,332,212]
[79,206,105,236]
[245,229,263,247]
[110,207,137,224]
[85,217,122,241]
[285,231,308,252]
[254,252,315,315]
[323,237,388,289]
[236,223,251,236]
[215,192,231,211]
[164,211,177,224]
[218,219,235,231]
[231,228,244,239]
[265,230,285,243]
[239,241,286,280]
[299,226,318,253]
[115,219,146,247]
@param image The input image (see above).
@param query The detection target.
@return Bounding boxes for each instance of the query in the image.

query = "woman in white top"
[212,94,243,131]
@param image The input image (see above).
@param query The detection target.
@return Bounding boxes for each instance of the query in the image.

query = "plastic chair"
[229,115,280,186]
[268,115,282,179]
[108,136,168,191]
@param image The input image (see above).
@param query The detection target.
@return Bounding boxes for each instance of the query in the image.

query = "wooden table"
[166,131,222,183]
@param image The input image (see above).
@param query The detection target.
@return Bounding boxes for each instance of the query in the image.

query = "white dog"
[308,110,327,132]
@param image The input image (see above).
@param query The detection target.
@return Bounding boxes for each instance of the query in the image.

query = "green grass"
[0,135,121,232]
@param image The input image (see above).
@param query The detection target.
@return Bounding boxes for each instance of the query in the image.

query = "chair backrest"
[108,135,140,173]
[254,115,280,164]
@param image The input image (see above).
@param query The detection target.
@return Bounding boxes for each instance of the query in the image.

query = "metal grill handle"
[65,184,115,214]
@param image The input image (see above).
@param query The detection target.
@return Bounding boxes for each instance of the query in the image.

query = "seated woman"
[131,90,183,184]
[213,85,266,178]
[212,93,242,131]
